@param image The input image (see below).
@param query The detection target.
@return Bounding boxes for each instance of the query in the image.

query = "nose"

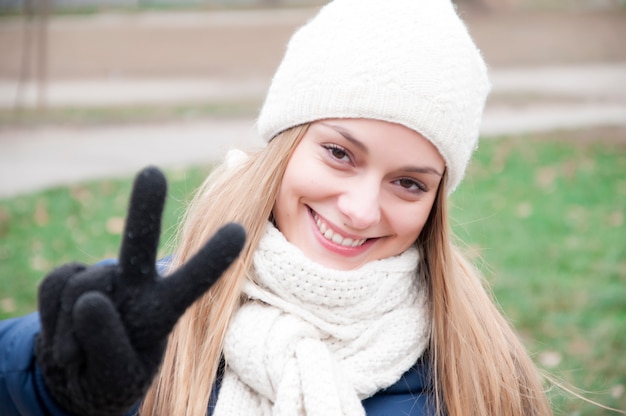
[337,177,381,230]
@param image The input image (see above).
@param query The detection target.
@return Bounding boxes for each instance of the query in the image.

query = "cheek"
[283,160,335,200]
[389,203,433,243]
[274,159,324,219]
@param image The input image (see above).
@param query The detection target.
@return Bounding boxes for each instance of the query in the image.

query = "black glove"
[34,166,246,416]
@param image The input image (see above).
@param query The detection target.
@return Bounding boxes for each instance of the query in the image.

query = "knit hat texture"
[257,0,490,192]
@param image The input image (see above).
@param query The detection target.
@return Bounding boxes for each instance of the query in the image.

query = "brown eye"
[395,178,426,193]
[399,179,416,189]
[323,144,351,162]
[331,148,347,160]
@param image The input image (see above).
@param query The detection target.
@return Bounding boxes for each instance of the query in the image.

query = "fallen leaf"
[538,350,562,368]
[535,167,557,190]
[30,254,51,272]
[607,211,624,228]
[34,199,49,226]
[106,217,125,235]
[0,298,15,313]
[70,185,92,205]
[515,202,533,218]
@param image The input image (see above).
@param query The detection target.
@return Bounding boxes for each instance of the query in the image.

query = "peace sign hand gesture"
[34,167,246,416]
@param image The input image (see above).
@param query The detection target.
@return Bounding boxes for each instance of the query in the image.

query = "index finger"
[119,166,167,284]
[154,223,246,329]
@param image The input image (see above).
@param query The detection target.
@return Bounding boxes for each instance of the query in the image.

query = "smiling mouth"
[312,211,367,248]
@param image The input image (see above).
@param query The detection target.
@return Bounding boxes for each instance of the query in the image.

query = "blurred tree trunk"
[36,0,50,112]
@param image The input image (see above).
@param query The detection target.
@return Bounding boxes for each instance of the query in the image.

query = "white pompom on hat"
[257,0,491,193]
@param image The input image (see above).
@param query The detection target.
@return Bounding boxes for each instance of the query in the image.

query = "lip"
[307,207,377,257]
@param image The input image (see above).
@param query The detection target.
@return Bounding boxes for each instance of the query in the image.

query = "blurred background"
[1,0,625,193]
[0,0,625,414]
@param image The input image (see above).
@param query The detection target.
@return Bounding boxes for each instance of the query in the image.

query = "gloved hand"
[34,166,246,416]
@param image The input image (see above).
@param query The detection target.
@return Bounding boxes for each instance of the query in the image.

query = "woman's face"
[273,118,445,270]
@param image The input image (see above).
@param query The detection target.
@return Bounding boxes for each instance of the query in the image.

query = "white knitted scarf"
[213,223,430,416]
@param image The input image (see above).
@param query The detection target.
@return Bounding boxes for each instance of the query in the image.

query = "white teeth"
[314,213,366,247]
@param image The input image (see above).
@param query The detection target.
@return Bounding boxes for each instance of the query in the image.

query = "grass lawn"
[452,133,626,414]
[0,132,624,414]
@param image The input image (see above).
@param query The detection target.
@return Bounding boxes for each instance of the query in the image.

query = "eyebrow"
[319,122,368,154]
[319,122,444,177]
[403,166,443,177]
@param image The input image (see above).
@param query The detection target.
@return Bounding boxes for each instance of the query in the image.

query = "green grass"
[451,135,626,414]
[0,165,214,319]
[0,101,259,127]
[0,134,624,414]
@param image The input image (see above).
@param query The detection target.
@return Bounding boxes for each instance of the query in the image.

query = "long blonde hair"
[419,175,552,415]
[140,124,551,416]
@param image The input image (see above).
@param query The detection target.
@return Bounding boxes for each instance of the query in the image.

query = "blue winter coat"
[1,303,434,415]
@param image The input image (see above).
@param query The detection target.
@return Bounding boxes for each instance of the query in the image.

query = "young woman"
[0,0,554,415]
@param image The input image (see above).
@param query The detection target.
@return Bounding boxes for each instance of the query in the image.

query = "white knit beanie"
[257,0,490,193]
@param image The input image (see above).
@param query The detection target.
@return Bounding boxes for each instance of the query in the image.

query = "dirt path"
[0,6,625,198]
[1,7,625,80]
